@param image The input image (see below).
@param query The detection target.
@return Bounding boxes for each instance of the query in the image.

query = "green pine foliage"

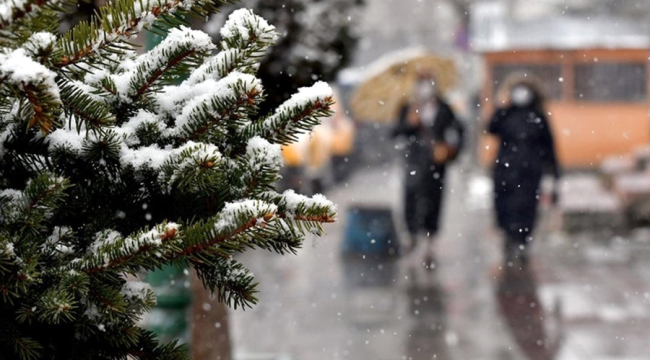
[0,0,337,358]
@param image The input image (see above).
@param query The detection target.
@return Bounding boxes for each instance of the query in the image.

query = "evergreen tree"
[0,1,336,359]
[205,0,363,112]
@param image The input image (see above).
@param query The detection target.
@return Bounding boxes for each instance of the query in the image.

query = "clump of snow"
[44,226,72,246]
[46,175,66,191]
[176,141,221,165]
[0,48,60,102]
[121,280,154,302]
[47,125,85,153]
[89,230,122,254]
[153,25,215,56]
[156,79,220,116]
[23,32,57,56]
[130,0,159,32]
[2,242,15,257]
[280,81,332,112]
[0,189,23,223]
[55,244,74,255]
[220,9,278,46]
[0,0,27,23]
[281,189,336,216]
[0,189,22,200]
[43,226,74,255]
[246,136,283,171]
[84,304,100,321]
[119,110,166,146]
[214,199,277,232]
[83,67,111,87]
[120,144,172,170]
[0,123,15,157]
[164,222,179,233]
[0,0,62,26]
[262,81,332,130]
[135,222,179,248]
[184,49,243,86]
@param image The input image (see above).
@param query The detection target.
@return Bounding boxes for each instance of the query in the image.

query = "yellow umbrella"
[350,52,457,123]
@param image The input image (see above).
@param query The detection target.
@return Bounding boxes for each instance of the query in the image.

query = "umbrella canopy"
[349,51,457,123]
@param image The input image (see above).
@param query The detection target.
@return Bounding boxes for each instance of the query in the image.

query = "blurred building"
[472,1,650,168]
[353,0,460,67]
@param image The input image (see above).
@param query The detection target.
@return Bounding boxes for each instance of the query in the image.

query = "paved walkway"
[230,162,650,360]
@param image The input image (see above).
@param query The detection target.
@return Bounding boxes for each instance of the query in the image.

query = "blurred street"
[230,161,650,360]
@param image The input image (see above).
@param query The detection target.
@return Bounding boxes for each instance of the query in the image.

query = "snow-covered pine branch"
[182,8,278,88]
[79,222,181,275]
[173,72,262,142]
[0,5,336,359]
[57,79,115,129]
[242,80,334,144]
[109,26,215,103]
[0,48,61,133]
[0,0,63,29]
[54,0,230,67]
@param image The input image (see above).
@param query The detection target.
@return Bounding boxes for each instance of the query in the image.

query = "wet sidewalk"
[230,163,650,360]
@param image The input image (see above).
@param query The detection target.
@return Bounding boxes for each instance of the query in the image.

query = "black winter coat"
[393,100,458,171]
[488,105,559,241]
[392,99,458,234]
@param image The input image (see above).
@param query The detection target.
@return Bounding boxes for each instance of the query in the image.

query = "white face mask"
[416,80,435,100]
[511,85,533,107]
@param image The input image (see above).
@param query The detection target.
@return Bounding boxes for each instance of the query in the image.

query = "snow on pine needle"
[0,3,336,360]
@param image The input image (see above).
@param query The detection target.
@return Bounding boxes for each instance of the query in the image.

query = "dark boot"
[504,237,518,264]
[505,234,530,266]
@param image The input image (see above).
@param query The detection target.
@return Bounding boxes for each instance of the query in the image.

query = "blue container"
[342,206,400,257]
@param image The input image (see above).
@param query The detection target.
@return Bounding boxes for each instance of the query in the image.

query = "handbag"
[432,142,459,164]
[432,116,465,164]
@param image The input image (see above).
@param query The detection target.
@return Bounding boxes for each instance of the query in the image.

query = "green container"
[145,264,192,343]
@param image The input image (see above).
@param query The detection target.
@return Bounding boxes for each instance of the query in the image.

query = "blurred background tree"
[204,0,364,113]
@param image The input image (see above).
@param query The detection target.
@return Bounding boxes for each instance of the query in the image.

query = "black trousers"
[494,169,542,246]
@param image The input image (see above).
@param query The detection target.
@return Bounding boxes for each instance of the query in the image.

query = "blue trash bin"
[341,206,400,258]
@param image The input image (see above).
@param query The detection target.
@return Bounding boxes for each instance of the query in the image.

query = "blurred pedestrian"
[329,89,356,184]
[393,72,464,267]
[304,118,333,195]
[488,77,560,262]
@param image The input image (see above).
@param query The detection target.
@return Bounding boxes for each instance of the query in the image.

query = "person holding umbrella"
[488,76,560,263]
[392,72,464,267]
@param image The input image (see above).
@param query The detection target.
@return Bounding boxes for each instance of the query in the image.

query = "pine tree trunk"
[191,270,232,360]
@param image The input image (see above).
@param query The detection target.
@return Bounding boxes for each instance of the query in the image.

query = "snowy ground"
[229,161,650,360]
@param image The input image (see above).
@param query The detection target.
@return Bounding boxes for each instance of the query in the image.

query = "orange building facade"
[480,48,650,168]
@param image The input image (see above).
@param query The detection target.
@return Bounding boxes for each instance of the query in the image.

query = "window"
[492,64,563,100]
[574,62,647,102]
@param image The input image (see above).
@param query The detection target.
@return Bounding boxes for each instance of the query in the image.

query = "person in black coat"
[487,78,560,261]
[393,73,463,266]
